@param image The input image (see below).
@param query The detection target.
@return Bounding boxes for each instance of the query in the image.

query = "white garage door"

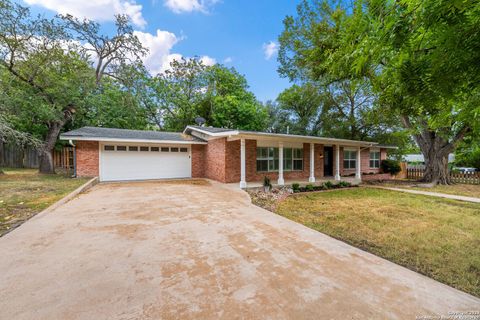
[100,143,192,182]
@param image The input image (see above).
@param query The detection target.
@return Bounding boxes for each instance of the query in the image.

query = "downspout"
[69,139,77,178]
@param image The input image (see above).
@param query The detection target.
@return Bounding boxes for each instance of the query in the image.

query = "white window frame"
[257,147,303,172]
[370,149,381,168]
[343,149,357,169]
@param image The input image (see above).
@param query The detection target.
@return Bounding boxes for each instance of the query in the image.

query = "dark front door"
[324,146,333,176]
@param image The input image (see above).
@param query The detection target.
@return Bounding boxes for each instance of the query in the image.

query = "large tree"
[145,58,269,131]
[279,0,480,184]
[0,0,146,173]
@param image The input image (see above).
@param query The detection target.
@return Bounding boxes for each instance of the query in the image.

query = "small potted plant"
[263,176,272,192]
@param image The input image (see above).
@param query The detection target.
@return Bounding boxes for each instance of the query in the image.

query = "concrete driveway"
[0,180,478,319]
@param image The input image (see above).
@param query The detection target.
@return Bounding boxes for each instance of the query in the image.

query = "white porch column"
[356,146,362,180]
[309,143,315,182]
[278,142,284,185]
[240,138,247,188]
[335,144,341,181]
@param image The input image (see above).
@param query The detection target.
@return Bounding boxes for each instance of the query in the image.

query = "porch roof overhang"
[184,125,379,148]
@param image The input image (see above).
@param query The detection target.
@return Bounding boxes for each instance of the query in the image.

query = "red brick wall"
[340,147,388,176]
[225,140,241,183]
[197,142,389,182]
[204,138,227,182]
[243,141,312,182]
[191,144,205,178]
[76,141,99,177]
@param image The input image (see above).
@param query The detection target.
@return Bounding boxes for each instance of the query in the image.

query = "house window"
[256,147,303,172]
[283,148,293,171]
[256,147,279,172]
[180,147,188,152]
[116,146,127,151]
[140,146,149,152]
[104,145,114,151]
[293,148,304,170]
[343,150,357,169]
[151,147,159,152]
[161,147,169,152]
[129,146,138,151]
[370,150,380,168]
[171,147,179,152]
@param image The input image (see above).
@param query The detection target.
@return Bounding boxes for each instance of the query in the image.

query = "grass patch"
[275,188,480,297]
[379,181,480,198]
[0,168,88,236]
[412,184,480,198]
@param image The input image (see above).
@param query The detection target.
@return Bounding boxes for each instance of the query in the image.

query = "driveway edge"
[31,177,99,221]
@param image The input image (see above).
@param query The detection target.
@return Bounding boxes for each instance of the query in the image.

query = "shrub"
[338,181,351,187]
[292,183,300,192]
[324,181,333,189]
[305,184,314,191]
[380,159,401,175]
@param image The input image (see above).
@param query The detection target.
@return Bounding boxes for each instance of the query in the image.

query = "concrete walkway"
[369,186,480,203]
[0,180,479,319]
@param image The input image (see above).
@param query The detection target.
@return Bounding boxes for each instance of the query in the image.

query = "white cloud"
[223,57,233,64]
[134,30,180,74]
[163,0,219,14]
[200,55,216,66]
[134,30,216,74]
[24,0,147,28]
[262,41,278,60]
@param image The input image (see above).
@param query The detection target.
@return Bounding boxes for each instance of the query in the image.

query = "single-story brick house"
[60,126,394,187]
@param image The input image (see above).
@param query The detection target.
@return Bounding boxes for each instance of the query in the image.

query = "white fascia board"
[229,132,378,147]
[59,136,207,144]
[184,126,239,137]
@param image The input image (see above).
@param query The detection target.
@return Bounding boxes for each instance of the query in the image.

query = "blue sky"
[20,0,301,102]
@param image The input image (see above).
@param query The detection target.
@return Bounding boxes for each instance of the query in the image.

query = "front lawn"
[378,181,480,198]
[274,188,480,297]
[0,168,88,236]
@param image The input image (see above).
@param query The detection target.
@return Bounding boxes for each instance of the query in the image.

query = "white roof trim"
[184,126,239,137]
[186,125,378,147]
[59,136,207,144]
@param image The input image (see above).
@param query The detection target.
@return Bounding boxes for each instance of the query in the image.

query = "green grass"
[379,181,480,198]
[275,188,480,297]
[0,168,88,236]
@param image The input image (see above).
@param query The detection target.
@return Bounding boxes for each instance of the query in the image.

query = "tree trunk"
[422,150,451,184]
[38,122,63,174]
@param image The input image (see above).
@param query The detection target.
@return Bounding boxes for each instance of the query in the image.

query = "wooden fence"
[0,143,73,170]
[406,168,480,184]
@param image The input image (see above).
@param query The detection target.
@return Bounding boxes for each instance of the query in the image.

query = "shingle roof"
[61,127,206,143]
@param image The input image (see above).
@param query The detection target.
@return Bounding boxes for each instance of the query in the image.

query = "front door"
[324,146,333,176]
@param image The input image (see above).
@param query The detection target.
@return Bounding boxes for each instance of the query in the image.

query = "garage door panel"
[100,144,191,182]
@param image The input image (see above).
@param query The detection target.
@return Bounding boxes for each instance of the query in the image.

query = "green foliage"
[147,59,269,132]
[380,159,401,175]
[338,181,351,187]
[292,183,300,192]
[324,181,333,189]
[305,184,314,191]
[278,0,480,184]
[455,142,480,169]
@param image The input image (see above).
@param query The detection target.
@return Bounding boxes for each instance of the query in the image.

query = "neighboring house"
[404,153,455,164]
[60,126,394,188]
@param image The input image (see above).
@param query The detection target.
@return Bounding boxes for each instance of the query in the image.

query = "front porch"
[238,138,366,189]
